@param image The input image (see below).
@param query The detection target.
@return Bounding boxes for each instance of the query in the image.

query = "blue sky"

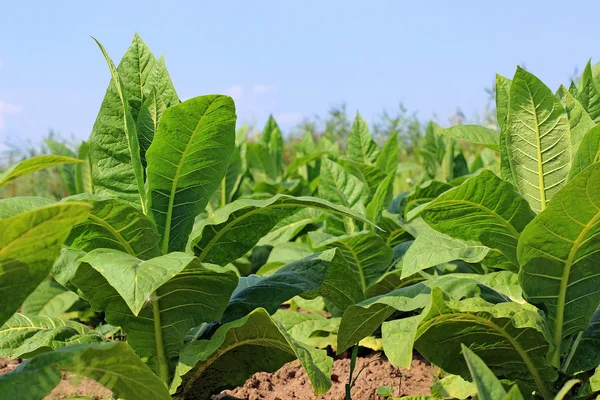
[0,0,598,149]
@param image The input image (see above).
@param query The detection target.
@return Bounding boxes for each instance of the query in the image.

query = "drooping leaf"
[79,249,196,316]
[220,249,364,323]
[73,257,237,376]
[569,124,600,180]
[172,308,332,399]
[190,194,372,266]
[89,37,146,208]
[347,112,380,164]
[417,170,534,265]
[0,342,171,400]
[507,67,571,212]
[146,94,236,253]
[437,125,499,151]
[0,313,103,358]
[63,194,161,260]
[0,203,91,326]
[273,310,339,349]
[401,227,490,278]
[310,230,394,292]
[461,344,509,400]
[0,155,82,188]
[21,281,79,317]
[518,162,600,364]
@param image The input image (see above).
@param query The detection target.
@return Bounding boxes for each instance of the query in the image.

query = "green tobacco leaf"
[401,228,489,278]
[89,37,146,208]
[0,342,171,400]
[311,231,394,292]
[273,310,339,349]
[402,180,452,218]
[413,290,555,397]
[0,203,91,326]
[556,85,596,155]
[430,374,475,400]
[496,74,515,184]
[319,158,369,235]
[365,171,395,224]
[22,281,79,317]
[75,141,93,194]
[261,115,284,169]
[377,211,413,247]
[50,248,86,292]
[518,162,600,365]
[246,142,278,181]
[137,55,180,165]
[437,125,499,151]
[347,112,380,164]
[146,95,236,253]
[190,194,372,266]
[365,268,425,298]
[221,249,364,323]
[0,313,103,358]
[569,124,600,180]
[576,61,600,123]
[337,158,387,195]
[0,197,53,219]
[172,308,332,399]
[461,344,508,400]
[375,132,399,174]
[564,309,600,375]
[45,139,77,195]
[257,208,324,246]
[0,155,82,188]
[63,194,161,260]
[418,170,533,265]
[80,249,195,315]
[507,67,571,212]
[217,146,244,207]
[73,258,237,375]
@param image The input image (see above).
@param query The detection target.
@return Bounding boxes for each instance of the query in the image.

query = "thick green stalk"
[151,294,169,384]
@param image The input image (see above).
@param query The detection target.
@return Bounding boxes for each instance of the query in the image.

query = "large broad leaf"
[72,257,237,377]
[63,194,161,260]
[0,313,103,358]
[146,95,236,253]
[172,308,332,400]
[0,342,171,400]
[569,124,600,180]
[319,158,369,235]
[496,74,515,184]
[412,290,555,398]
[518,162,600,365]
[246,142,278,181]
[273,310,340,349]
[417,170,534,265]
[556,85,596,155]
[576,61,600,123]
[79,249,196,316]
[220,249,364,324]
[507,67,571,212]
[21,281,79,317]
[189,194,372,266]
[137,55,180,165]
[89,37,146,208]
[401,228,490,278]
[347,112,380,163]
[437,125,499,151]
[402,180,452,218]
[0,155,82,188]
[0,197,53,219]
[0,203,91,326]
[310,231,394,292]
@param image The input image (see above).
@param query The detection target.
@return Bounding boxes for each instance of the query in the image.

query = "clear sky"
[1,0,598,149]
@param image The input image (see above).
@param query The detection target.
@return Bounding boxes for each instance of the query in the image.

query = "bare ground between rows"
[1,352,433,400]
[213,353,433,400]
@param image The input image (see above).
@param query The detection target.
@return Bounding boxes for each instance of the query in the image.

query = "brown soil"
[213,353,433,400]
[0,357,112,400]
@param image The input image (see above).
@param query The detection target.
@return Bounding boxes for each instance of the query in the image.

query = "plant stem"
[561,331,584,373]
[345,345,359,400]
[151,293,169,384]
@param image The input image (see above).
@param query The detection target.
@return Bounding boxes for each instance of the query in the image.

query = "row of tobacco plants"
[0,35,599,400]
